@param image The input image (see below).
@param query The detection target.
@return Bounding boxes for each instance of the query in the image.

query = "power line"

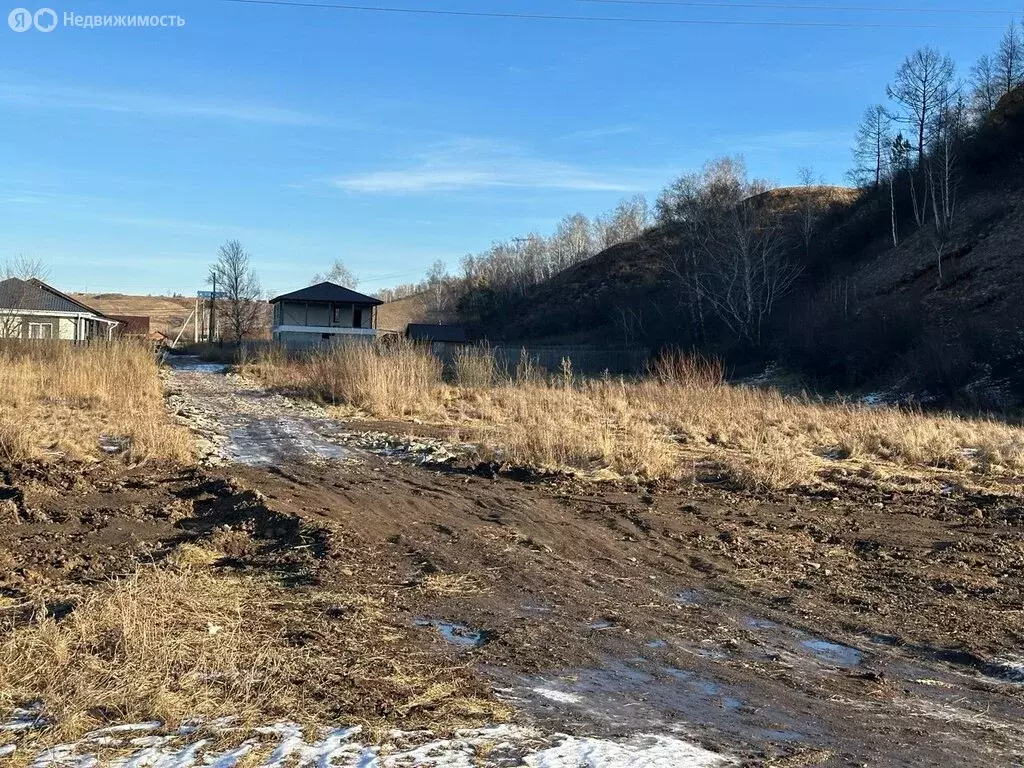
[567,0,1020,16]
[216,0,1007,29]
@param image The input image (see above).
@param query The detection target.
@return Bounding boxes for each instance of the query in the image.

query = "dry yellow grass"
[244,345,1024,488]
[0,561,507,751]
[0,340,192,464]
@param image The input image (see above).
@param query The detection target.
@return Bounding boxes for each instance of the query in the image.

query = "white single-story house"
[269,281,383,348]
[0,278,118,341]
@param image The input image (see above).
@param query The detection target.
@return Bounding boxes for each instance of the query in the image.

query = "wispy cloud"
[330,138,647,194]
[0,79,328,126]
[561,124,639,141]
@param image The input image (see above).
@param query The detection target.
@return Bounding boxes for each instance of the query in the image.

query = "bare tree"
[656,157,797,345]
[0,256,50,339]
[595,195,649,248]
[549,213,595,272]
[927,92,965,285]
[796,166,827,259]
[970,54,1001,119]
[887,46,956,228]
[701,200,800,345]
[424,259,451,315]
[996,20,1024,95]
[209,240,263,344]
[313,259,359,287]
[849,105,893,190]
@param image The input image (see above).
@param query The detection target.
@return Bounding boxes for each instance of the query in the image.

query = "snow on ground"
[1,717,731,767]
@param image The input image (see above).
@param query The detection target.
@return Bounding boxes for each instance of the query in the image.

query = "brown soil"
[3,452,1024,766]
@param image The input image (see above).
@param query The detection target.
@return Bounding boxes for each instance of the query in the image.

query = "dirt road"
[5,357,1024,766]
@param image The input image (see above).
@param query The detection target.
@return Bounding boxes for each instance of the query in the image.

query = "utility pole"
[208,273,217,343]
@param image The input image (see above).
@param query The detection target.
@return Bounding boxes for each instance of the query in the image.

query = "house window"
[353,308,363,328]
[28,323,53,340]
[332,305,342,325]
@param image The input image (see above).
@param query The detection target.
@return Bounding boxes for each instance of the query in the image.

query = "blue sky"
[0,1,1016,296]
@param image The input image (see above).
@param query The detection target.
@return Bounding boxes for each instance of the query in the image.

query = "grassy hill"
[73,293,199,340]
[478,85,1024,404]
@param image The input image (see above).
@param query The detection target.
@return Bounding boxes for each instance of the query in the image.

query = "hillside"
[376,291,456,334]
[493,186,859,347]
[73,293,199,340]
[480,85,1024,405]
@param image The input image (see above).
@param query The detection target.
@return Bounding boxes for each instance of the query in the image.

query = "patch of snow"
[0,745,15,757]
[533,688,582,705]
[86,722,162,737]
[525,733,728,767]
[0,718,731,768]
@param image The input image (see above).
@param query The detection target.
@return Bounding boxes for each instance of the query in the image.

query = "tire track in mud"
[156,356,1024,767]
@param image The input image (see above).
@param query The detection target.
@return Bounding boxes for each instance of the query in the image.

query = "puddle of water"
[168,356,229,374]
[662,667,722,696]
[801,639,863,668]
[589,618,616,630]
[414,618,488,647]
[744,617,779,630]
[983,657,1024,683]
[647,639,668,649]
[227,421,358,466]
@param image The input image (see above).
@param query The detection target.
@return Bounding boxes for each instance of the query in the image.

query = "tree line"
[849,21,1023,281]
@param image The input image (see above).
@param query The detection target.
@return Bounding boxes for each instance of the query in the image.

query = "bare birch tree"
[927,92,966,285]
[594,195,650,248]
[210,240,263,344]
[549,213,595,272]
[313,259,359,287]
[656,157,797,345]
[887,46,956,228]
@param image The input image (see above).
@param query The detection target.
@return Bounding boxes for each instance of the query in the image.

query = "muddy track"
[4,358,1024,766]
[158,358,1024,765]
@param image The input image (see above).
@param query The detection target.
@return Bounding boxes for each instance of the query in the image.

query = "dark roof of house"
[0,278,113,318]
[269,281,383,306]
[406,324,469,343]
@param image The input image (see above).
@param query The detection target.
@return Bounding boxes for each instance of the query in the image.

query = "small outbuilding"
[269,281,383,348]
[406,324,470,354]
